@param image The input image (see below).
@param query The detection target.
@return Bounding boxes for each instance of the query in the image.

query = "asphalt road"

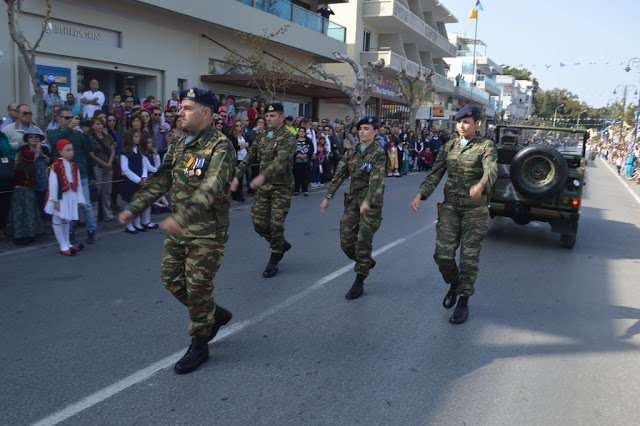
[2,158,640,426]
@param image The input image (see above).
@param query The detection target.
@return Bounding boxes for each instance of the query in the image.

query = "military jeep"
[489,125,587,248]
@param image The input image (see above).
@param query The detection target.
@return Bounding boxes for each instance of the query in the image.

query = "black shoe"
[263,253,280,278]
[143,223,159,229]
[124,228,139,235]
[449,296,469,324]
[345,274,366,300]
[277,241,292,262]
[135,227,147,233]
[69,232,78,245]
[87,231,97,244]
[293,192,299,196]
[208,305,233,342]
[443,283,458,309]
[370,259,376,270]
[304,192,309,196]
[174,337,209,375]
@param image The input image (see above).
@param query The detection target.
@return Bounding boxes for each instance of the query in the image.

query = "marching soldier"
[320,116,386,299]
[118,88,236,374]
[231,103,296,278]
[410,105,497,324]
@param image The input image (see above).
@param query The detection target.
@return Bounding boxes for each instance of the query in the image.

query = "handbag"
[0,155,15,184]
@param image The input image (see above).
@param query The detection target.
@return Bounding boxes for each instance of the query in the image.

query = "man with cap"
[320,116,386,299]
[410,105,497,324]
[284,115,296,135]
[231,102,297,278]
[118,87,236,375]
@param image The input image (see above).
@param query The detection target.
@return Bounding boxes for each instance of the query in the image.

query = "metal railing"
[235,0,346,42]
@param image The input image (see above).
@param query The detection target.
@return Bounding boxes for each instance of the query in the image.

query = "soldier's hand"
[469,182,484,200]
[360,200,371,214]
[118,210,135,225]
[230,177,239,192]
[160,216,183,236]
[320,198,329,212]
[250,174,266,190]
[410,194,422,212]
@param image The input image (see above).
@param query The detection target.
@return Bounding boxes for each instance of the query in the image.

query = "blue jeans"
[71,177,97,233]
[310,159,320,183]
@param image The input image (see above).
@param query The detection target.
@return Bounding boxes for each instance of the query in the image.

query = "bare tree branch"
[396,67,435,127]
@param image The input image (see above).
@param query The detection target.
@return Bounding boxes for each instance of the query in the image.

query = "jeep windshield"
[498,126,586,157]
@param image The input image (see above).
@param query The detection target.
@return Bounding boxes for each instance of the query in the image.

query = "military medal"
[195,169,202,176]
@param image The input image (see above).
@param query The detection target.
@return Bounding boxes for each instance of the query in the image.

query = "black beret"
[285,115,294,121]
[180,87,218,109]
[266,102,284,113]
[454,105,480,121]
[356,116,379,128]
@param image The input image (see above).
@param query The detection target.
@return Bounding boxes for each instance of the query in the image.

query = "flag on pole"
[469,9,478,18]
[475,0,484,11]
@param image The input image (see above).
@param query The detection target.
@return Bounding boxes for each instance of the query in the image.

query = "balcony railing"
[235,0,346,42]
[362,0,456,56]
[360,48,421,77]
[455,78,490,103]
[476,75,501,92]
[431,72,455,93]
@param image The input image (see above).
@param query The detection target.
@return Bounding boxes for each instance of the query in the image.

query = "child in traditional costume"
[45,139,86,255]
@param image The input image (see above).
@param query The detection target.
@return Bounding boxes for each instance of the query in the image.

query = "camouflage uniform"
[234,125,296,254]
[325,142,386,276]
[418,135,497,296]
[127,124,236,337]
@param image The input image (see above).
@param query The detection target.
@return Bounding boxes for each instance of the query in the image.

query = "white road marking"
[599,157,640,206]
[31,220,437,426]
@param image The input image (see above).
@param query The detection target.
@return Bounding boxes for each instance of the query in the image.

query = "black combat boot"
[442,282,458,309]
[263,252,280,278]
[208,305,233,342]
[345,274,366,300]
[370,259,376,270]
[174,337,209,374]
[449,296,469,325]
[277,241,292,262]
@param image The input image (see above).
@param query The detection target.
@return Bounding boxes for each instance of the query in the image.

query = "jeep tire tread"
[560,233,576,249]
[510,145,569,199]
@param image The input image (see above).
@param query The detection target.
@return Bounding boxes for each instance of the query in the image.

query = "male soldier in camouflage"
[320,116,386,300]
[118,88,236,374]
[231,102,296,278]
[410,105,497,324]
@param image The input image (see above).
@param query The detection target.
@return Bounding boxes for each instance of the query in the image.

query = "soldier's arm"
[259,133,295,181]
[172,140,235,228]
[324,149,351,199]
[418,146,448,200]
[234,136,259,179]
[479,141,498,192]
[365,150,386,207]
[127,143,175,216]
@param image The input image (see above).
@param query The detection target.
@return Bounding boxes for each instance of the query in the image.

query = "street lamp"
[625,57,640,142]
[554,103,564,127]
[613,84,638,143]
[576,109,588,127]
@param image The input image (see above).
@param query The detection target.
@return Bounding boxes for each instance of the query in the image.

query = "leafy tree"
[501,65,540,93]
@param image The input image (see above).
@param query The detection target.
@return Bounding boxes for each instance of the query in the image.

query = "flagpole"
[472,14,478,85]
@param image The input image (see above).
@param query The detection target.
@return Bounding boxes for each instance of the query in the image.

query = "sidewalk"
[597,156,640,206]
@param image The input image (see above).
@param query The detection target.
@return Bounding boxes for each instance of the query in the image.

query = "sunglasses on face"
[141,115,150,118]
[235,124,242,127]
[21,111,33,116]
[107,118,117,122]
[216,122,224,125]
[153,113,161,116]
[60,116,73,120]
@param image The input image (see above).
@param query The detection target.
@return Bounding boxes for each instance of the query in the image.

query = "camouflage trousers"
[251,183,292,254]
[161,233,227,337]
[434,203,490,296]
[340,193,382,277]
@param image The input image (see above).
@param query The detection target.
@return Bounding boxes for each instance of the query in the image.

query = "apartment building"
[324,0,460,127]
[496,75,534,124]
[445,33,500,120]
[0,0,348,119]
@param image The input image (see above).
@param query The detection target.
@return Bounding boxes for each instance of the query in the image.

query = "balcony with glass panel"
[476,75,501,96]
[234,0,346,42]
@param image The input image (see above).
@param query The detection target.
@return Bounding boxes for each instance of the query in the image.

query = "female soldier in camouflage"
[320,116,386,300]
[410,105,497,324]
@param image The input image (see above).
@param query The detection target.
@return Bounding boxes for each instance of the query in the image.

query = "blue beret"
[266,102,284,113]
[454,105,480,121]
[180,87,218,109]
[356,116,378,128]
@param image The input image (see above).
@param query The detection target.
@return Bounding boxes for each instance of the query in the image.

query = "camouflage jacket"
[128,124,236,238]
[419,136,497,206]
[325,142,386,208]
[234,124,296,186]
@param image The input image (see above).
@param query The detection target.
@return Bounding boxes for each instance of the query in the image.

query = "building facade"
[0,0,348,122]
[496,75,534,124]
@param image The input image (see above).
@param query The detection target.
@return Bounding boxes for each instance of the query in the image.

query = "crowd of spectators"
[588,140,640,183]
[0,79,459,247]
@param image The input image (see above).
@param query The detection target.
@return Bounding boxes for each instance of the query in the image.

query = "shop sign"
[372,83,397,97]
[432,104,444,117]
[22,13,121,48]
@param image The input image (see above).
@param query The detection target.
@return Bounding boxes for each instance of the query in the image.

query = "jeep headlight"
[573,179,580,187]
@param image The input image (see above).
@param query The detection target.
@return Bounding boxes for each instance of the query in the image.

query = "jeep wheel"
[510,145,569,199]
[560,233,576,248]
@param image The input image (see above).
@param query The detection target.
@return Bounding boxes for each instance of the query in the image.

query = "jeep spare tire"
[510,145,568,199]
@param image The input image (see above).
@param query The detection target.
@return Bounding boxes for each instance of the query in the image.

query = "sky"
[442,0,640,108]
